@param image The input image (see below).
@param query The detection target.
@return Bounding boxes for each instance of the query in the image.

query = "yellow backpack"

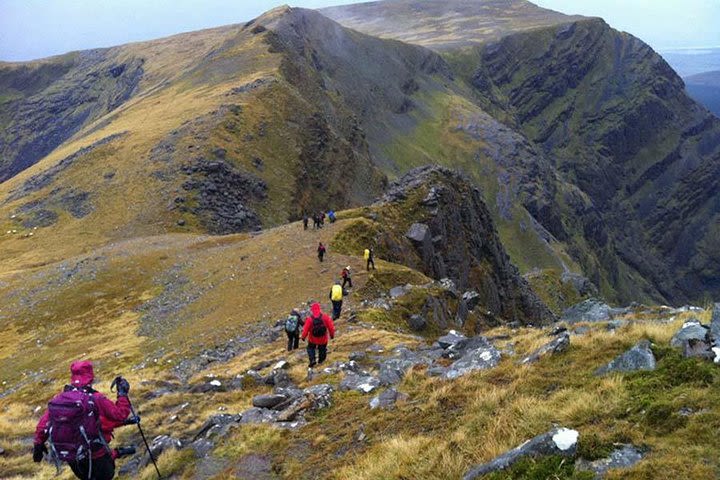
[331,284,343,301]
[364,249,370,260]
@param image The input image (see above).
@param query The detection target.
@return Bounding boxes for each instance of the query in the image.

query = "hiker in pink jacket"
[33,361,132,480]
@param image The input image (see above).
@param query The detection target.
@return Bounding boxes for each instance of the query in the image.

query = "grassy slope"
[1,215,716,479]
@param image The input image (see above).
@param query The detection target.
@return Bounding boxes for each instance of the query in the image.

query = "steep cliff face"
[0,52,144,182]
[372,166,554,325]
[469,18,720,302]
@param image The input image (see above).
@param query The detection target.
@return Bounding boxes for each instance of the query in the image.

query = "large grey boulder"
[462,290,481,311]
[340,373,380,394]
[670,320,713,359]
[369,388,408,410]
[575,444,645,478]
[711,303,720,345]
[670,319,709,347]
[562,299,624,323]
[252,394,288,409]
[405,223,429,243]
[239,407,279,424]
[595,340,656,375]
[377,347,433,385]
[463,427,579,479]
[408,314,427,331]
[445,343,501,380]
[519,332,570,365]
[389,285,411,299]
[437,330,467,349]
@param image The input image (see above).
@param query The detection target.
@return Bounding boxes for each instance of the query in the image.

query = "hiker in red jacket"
[301,303,335,368]
[317,242,326,262]
[33,361,133,480]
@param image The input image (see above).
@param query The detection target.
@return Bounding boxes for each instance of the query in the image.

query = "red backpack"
[47,387,110,466]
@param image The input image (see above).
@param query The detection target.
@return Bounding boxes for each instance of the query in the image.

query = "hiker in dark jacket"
[341,266,353,289]
[365,247,376,271]
[284,309,304,351]
[317,242,326,262]
[301,303,335,367]
[303,214,309,230]
[33,361,132,480]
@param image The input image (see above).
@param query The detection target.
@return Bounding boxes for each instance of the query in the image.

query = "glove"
[124,415,140,425]
[116,377,130,397]
[33,443,47,463]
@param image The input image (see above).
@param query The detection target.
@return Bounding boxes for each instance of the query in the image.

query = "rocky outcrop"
[474,18,720,304]
[374,166,554,326]
[562,299,627,324]
[670,320,714,360]
[180,159,266,234]
[464,427,579,479]
[519,332,570,365]
[0,54,143,182]
[595,340,656,375]
[576,445,646,478]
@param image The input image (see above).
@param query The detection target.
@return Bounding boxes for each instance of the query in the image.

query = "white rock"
[358,383,377,393]
[552,428,579,451]
[479,351,493,362]
[209,380,222,387]
[713,347,720,365]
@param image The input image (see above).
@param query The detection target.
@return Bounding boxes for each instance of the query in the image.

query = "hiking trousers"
[307,342,327,367]
[342,277,353,289]
[331,300,342,320]
[69,453,115,480]
[286,331,300,351]
[318,252,325,262]
[367,258,375,270]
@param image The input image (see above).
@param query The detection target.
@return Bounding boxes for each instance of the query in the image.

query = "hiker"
[329,282,344,320]
[317,242,326,262]
[303,214,309,231]
[365,247,376,271]
[301,303,335,368]
[341,266,353,289]
[319,211,326,227]
[328,210,336,223]
[313,214,320,229]
[33,361,134,480]
[285,309,304,351]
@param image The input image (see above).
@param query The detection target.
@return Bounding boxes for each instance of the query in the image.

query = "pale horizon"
[1,0,719,62]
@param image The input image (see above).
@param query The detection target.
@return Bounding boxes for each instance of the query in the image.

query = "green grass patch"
[484,456,594,480]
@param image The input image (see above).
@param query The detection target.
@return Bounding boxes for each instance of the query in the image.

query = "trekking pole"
[112,377,162,479]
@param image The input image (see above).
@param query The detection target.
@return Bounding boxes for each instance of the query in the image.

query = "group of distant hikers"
[302,210,336,230]
[31,212,379,479]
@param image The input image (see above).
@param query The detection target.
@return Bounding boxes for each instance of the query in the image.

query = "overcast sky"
[1,0,719,61]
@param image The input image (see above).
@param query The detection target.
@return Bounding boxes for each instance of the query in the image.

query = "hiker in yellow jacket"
[329,282,344,320]
[364,247,376,271]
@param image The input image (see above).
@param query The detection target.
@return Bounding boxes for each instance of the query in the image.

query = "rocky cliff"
[468,18,720,303]
[372,166,554,325]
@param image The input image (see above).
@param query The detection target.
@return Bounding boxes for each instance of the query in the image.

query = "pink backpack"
[47,387,110,464]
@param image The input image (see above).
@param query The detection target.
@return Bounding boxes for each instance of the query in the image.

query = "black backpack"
[311,315,327,337]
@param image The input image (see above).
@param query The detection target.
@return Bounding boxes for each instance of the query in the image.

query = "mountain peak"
[320,0,585,50]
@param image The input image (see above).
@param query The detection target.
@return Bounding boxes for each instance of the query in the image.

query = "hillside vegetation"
[1,1,720,479]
